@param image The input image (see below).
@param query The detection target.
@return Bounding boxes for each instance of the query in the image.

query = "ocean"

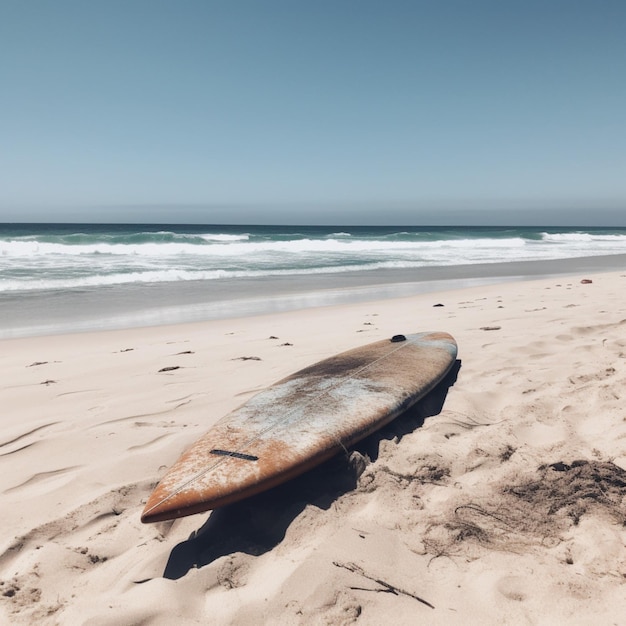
[3,223,626,293]
[2,223,626,337]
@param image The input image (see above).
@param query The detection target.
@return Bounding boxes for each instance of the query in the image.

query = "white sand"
[1,270,625,624]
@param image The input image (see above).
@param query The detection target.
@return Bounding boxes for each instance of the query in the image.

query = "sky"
[1,1,625,225]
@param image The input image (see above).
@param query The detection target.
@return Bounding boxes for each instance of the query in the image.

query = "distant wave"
[198,233,250,242]
[0,236,528,257]
[541,232,626,242]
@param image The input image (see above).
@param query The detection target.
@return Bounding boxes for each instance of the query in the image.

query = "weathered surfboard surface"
[141,331,457,523]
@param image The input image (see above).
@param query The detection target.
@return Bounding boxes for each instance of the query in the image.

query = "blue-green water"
[2,223,626,293]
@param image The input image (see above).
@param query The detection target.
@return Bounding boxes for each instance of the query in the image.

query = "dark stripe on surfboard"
[210,449,259,462]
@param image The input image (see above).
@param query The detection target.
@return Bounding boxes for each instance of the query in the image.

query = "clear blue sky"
[1,1,625,224]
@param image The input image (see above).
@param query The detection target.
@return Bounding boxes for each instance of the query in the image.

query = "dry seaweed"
[506,460,626,526]
[424,459,626,559]
[333,561,434,609]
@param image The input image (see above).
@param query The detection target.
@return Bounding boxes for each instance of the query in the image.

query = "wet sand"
[2,253,626,338]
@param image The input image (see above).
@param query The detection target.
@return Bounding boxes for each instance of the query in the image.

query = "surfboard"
[141,331,457,523]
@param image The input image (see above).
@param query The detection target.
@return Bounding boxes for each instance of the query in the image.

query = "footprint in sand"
[496,576,531,602]
[0,480,153,611]
[512,422,567,447]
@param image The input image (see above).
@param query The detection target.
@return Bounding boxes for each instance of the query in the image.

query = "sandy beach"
[1,266,625,625]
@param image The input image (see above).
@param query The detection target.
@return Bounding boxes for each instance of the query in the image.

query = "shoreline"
[2,252,626,339]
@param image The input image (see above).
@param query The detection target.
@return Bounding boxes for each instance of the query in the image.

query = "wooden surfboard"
[141,331,457,523]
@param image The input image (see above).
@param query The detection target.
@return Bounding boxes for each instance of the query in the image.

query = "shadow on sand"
[162,360,461,580]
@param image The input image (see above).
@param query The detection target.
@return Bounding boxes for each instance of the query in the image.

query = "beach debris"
[88,554,108,565]
[175,350,194,355]
[500,445,516,461]
[27,361,48,367]
[280,342,293,347]
[40,380,56,385]
[349,451,370,478]
[333,561,435,609]
[510,460,626,525]
[480,326,501,331]
[158,366,181,372]
[232,356,262,361]
[581,278,593,284]
[547,461,570,472]
[1,581,18,598]
[119,348,134,353]
[425,459,626,560]
[433,303,445,307]
[268,336,279,339]
[379,462,450,486]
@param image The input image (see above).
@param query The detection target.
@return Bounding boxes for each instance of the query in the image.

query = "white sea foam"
[0,236,528,258]
[541,232,626,242]
[199,233,250,242]
[0,259,490,291]
[2,227,626,295]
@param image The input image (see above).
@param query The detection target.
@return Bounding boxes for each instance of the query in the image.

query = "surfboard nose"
[141,489,178,524]
[141,487,204,523]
